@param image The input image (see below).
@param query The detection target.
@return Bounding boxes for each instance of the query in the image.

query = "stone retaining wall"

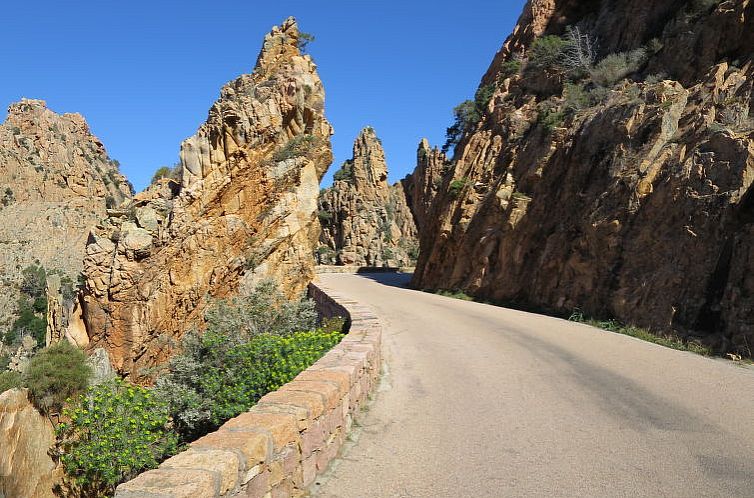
[114,281,382,498]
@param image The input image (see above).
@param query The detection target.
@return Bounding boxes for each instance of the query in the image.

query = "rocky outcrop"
[413,0,754,354]
[402,139,447,234]
[0,389,59,498]
[0,99,131,340]
[81,18,333,379]
[318,128,418,267]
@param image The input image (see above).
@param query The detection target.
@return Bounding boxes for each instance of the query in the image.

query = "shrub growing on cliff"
[0,370,22,393]
[448,177,470,198]
[273,134,320,162]
[24,341,91,414]
[442,84,496,154]
[589,48,648,87]
[56,379,179,496]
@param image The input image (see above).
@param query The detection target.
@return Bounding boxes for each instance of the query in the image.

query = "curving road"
[311,273,754,498]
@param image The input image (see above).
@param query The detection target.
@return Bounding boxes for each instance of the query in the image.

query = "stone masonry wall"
[114,282,382,498]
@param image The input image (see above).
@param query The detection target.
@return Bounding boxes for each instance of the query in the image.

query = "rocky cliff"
[0,389,59,498]
[81,18,333,378]
[318,127,418,267]
[0,100,131,345]
[413,0,754,354]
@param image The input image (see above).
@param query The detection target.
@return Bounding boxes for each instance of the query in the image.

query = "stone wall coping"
[114,280,382,498]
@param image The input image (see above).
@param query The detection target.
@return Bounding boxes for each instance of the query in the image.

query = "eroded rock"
[81,18,333,379]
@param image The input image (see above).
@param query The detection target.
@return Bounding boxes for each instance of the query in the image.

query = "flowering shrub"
[56,380,179,497]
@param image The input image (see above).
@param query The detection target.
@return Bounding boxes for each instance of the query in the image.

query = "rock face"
[81,18,333,378]
[318,127,419,266]
[0,99,131,340]
[0,389,59,498]
[413,0,754,354]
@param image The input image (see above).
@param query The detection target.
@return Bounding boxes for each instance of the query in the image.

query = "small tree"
[23,341,91,414]
[297,32,315,53]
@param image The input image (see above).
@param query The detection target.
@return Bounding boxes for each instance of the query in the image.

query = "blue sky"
[0,1,526,191]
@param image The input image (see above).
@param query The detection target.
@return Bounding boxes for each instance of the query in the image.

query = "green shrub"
[204,280,318,339]
[528,35,569,69]
[0,371,22,393]
[442,84,496,154]
[590,48,648,87]
[273,134,319,162]
[498,59,522,81]
[318,209,333,222]
[155,327,343,441]
[10,304,47,346]
[332,161,354,182]
[24,341,91,414]
[56,380,179,496]
[448,177,470,198]
[297,31,315,53]
[538,107,565,133]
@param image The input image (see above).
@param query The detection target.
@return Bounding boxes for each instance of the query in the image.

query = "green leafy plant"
[155,326,343,441]
[23,341,91,414]
[56,379,179,496]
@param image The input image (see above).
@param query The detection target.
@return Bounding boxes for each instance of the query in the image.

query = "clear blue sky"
[0,1,526,191]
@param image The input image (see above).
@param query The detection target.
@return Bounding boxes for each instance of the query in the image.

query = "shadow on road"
[354,272,414,289]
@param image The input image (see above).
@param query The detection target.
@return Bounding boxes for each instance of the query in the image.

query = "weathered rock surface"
[0,99,131,339]
[318,127,419,267]
[81,18,333,378]
[0,389,59,498]
[413,0,754,354]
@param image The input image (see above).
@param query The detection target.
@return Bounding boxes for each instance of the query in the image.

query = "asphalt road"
[311,273,754,498]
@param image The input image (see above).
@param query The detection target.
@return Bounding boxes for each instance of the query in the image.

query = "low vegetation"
[430,290,714,357]
[151,164,181,184]
[42,279,345,494]
[568,310,712,356]
[24,341,92,414]
[273,134,320,162]
[56,380,179,497]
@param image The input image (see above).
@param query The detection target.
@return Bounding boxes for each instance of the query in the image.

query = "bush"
[151,164,181,184]
[538,107,566,133]
[590,49,648,87]
[448,177,470,198]
[0,371,22,393]
[528,35,569,69]
[204,280,318,339]
[333,161,354,182]
[56,380,179,496]
[155,327,343,441]
[318,210,333,223]
[24,341,91,414]
[297,31,315,53]
[498,59,522,81]
[273,134,319,162]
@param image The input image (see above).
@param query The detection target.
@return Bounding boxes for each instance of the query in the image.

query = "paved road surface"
[311,273,754,498]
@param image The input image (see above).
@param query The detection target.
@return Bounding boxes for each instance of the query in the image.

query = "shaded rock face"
[318,128,419,267]
[81,18,333,378]
[413,0,754,354]
[0,99,131,338]
[0,389,59,498]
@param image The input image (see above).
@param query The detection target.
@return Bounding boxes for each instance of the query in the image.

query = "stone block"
[192,430,271,470]
[221,411,299,452]
[160,449,240,495]
[114,468,218,498]
[258,389,325,420]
